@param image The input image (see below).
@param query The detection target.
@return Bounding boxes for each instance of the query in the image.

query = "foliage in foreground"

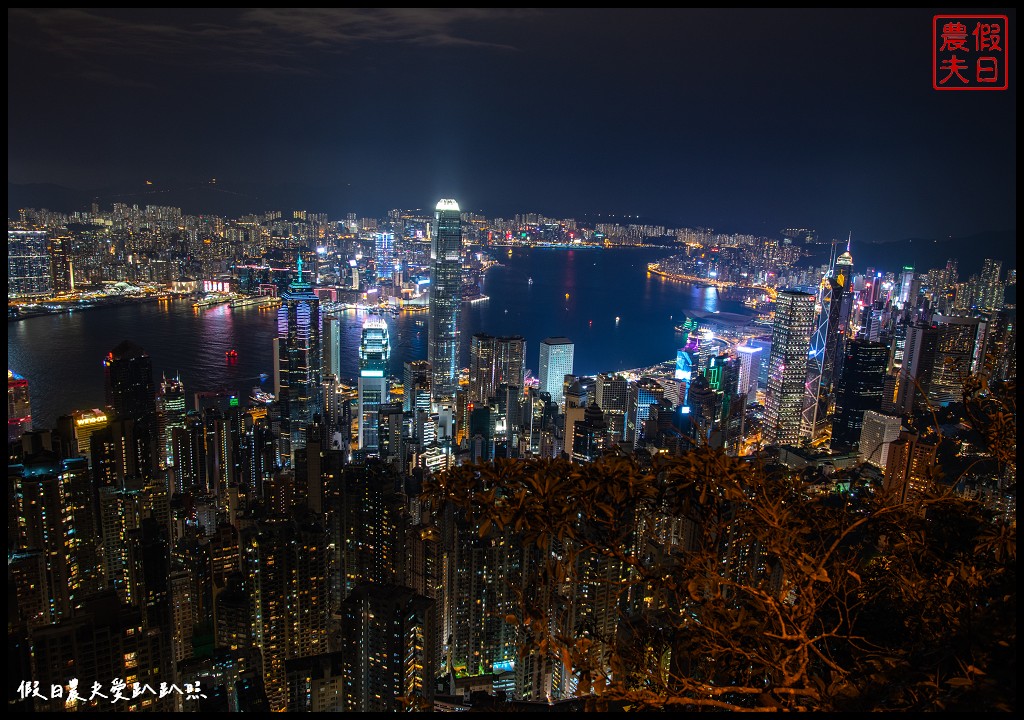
[423,447,1015,712]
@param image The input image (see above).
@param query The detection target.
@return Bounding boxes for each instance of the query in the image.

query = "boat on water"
[225,349,238,358]
[528,277,533,285]
[259,372,269,381]
[193,295,231,309]
[250,387,275,404]
[230,294,279,309]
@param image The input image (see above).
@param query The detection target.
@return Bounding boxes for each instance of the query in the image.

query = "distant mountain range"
[9,181,1015,276]
[8,180,341,220]
[846,231,1016,277]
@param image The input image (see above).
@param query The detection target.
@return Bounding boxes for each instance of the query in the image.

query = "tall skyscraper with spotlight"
[428,199,462,401]
[804,242,854,440]
[763,290,816,447]
[275,255,322,460]
[357,316,390,453]
[539,337,574,407]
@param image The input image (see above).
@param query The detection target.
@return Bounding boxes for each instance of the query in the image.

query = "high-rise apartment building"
[244,517,330,712]
[341,584,436,712]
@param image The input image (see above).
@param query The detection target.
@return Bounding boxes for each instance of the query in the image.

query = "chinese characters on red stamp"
[933,15,1008,90]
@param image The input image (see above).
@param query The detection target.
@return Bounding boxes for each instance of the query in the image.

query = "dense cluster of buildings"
[7,198,1015,711]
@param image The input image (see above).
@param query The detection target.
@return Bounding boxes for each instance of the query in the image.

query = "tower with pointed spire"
[803,235,855,441]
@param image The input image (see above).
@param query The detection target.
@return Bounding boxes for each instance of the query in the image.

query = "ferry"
[230,294,279,309]
[193,295,231,309]
[225,349,238,359]
[250,387,275,404]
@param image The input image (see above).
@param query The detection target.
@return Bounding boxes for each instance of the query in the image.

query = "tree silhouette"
[423,378,1015,711]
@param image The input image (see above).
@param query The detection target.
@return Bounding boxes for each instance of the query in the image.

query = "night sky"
[7,8,1016,241]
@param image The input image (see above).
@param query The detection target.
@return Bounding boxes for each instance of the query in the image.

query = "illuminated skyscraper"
[403,360,431,413]
[735,344,763,403]
[571,402,609,463]
[539,337,574,407]
[244,518,330,712]
[626,377,664,448]
[7,230,51,297]
[156,374,187,470]
[428,199,462,400]
[67,408,109,461]
[8,370,32,442]
[858,410,903,469]
[357,316,390,453]
[10,453,99,623]
[595,372,628,445]
[763,290,816,447]
[979,258,1003,310]
[276,255,322,459]
[48,234,73,295]
[322,313,341,380]
[375,232,395,282]
[341,584,436,712]
[895,321,938,416]
[929,315,981,404]
[469,333,526,404]
[804,243,854,440]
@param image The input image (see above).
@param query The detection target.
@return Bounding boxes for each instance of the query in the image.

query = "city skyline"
[7,8,1016,713]
[8,9,1016,243]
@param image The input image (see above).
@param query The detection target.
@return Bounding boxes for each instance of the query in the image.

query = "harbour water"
[8,247,757,428]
